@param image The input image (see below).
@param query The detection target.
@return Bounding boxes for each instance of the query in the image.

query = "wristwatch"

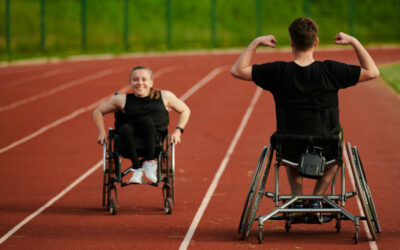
[176,126,184,134]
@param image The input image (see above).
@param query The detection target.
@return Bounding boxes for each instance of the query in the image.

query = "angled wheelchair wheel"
[346,142,380,241]
[167,142,175,204]
[161,140,175,214]
[102,143,110,208]
[102,133,119,215]
[238,145,273,240]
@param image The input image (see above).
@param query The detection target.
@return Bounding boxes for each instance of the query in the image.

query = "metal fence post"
[6,0,11,60]
[81,0,87,51]
[303,0,310,17]
[124,0,129,51]
[348,0,354,36]
[211,0,216,47]
[40,0,46,53]
[166,0,172,49]
[256,0,262,36]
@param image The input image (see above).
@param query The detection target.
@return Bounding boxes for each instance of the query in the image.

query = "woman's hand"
[170,130,181,144]
[97,132,107,145]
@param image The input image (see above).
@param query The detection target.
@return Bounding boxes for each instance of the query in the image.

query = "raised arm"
[334,32,379,82]
[93,94,125,144]
[162,90,190,144]
[230,35,277,81]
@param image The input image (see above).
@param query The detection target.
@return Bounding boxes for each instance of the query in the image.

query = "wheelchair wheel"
[346,143,380,241]
[161,141,175,214]
[109,198,117,215]
[167,143,175,204]
[238,145,273,240]
[352,146,381,234]
[164,197,173,214]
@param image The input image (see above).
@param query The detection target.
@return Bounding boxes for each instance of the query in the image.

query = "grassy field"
[379,62,400,95]
[0,0,399,61]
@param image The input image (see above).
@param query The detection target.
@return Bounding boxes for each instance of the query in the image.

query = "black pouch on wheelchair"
[298,146,326,179]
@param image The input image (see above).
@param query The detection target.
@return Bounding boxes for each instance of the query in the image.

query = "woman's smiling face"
[130,68,153,97]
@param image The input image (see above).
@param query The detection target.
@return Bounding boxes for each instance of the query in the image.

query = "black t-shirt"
[252,60,361,136]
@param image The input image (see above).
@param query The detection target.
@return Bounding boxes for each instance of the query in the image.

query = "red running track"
[0,47,399,249]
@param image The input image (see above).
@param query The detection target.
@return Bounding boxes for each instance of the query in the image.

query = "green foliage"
[0,0,399,61]
[379,62,400,94]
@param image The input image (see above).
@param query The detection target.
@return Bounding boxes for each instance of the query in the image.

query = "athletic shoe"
[129,168,143,184]
[307,200,324,224]
[143,160,158,183]
[308,200,322,209]
[289,200,306,223]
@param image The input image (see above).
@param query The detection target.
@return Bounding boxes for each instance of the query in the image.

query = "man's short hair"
[289,17,319,51]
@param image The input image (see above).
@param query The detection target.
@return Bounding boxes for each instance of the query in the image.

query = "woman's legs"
[133,116,156,161]
[118,117,158,183]
[118,123,142,169]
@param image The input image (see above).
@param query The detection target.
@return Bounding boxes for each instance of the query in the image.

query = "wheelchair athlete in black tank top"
[93,66,190,184]
[116,92,169,171]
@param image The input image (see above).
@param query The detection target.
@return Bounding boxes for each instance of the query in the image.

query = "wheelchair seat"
[270,132,342,163]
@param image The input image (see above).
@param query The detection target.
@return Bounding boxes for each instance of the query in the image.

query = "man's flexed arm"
[334,32,379,82]
[230,35,277,81]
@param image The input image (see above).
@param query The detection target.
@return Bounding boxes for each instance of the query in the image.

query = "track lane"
[0,63,221,234]
[0,48,399,249]
[0,60,247,248]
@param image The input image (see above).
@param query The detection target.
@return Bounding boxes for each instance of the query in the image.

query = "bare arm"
[334,32,379,82]
[162,90,190,144]
[93,94,125,144]
[230,35,277,81]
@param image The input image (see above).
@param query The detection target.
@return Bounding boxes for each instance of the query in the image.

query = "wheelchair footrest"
[121,182,158,187]
[288,213,334,224]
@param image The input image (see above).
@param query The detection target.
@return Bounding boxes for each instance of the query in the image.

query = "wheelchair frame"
[238,141,380,244]
[102,127,175,215]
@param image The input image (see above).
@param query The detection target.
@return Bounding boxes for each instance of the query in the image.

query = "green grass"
[379,62,400,94]
[0,0,399,62]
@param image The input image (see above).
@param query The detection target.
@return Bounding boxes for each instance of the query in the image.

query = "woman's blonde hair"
[129,65,160,100]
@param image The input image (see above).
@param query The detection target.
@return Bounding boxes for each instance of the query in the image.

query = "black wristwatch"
[176,126,184,134]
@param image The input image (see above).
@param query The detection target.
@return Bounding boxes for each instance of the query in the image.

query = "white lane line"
[343,145,378,250]
[180,66,228,101]
[0,160,102,245]
[0,68,117,113]
[0,65,225,244]
[0,68,67,90]
[179,87,262,250]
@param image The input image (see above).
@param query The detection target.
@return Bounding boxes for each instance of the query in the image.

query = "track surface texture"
[0,47,399,249]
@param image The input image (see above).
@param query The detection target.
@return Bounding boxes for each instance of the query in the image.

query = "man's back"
[252,60,360,136]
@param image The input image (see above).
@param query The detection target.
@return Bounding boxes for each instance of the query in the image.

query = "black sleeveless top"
[115,91,169,134]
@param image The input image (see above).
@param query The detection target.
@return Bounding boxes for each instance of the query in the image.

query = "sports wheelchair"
[238,134,381,244]
[102,123,175,215]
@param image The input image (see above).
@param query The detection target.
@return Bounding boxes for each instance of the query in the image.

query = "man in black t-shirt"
[231,17,379,198]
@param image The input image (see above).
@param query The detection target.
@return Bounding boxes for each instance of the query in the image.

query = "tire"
[352,147,381,234]
[167,143,175,204]
[346,143,379,241]
[109,199,117,215]
[257,226,264,244]
[239,146,273,240]
[164,198,173,214]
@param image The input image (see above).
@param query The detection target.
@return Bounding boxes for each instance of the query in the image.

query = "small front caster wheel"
[164,198,173,214]
[257,226,264,244]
